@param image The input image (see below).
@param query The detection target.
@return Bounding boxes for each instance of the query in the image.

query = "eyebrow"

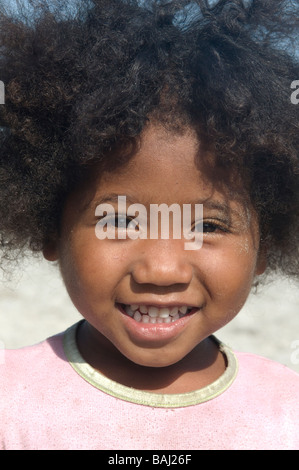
[92,193,137,207]
[90,193,234,217]
[201,199,247,221]
[199,200,233,217]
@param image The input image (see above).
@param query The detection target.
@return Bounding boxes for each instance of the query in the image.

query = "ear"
[255,245,267,275]
[42,238,59,262]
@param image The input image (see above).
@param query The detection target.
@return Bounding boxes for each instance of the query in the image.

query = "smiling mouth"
[119,304,196,324]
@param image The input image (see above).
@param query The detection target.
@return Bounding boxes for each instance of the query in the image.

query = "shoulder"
[0,328,68,394]
[0,325,85,450]
[212,348,299,449]
[233,350,299,402]
[235,350,299,380]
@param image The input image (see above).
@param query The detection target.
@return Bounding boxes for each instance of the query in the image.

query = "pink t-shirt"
[1,322,298,450]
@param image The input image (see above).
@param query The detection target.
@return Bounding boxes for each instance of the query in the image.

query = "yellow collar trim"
[63,321,238,408]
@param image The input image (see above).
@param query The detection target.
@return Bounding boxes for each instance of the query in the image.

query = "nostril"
[131,259,193,287]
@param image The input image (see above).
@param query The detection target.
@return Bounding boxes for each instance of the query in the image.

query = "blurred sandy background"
[0,254,298,373]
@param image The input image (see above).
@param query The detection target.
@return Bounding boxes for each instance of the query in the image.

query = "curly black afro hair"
[0,0,298,279]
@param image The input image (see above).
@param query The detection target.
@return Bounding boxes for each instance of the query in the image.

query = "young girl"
[0,0,298,450]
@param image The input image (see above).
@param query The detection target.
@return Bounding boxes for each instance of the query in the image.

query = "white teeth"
[139,305,148,314]
[170,306,179,316]
[159,308,171,318]
[163,316,171,323]
[125,306,135,317]
[179,306,188,314]
[148,306,159,318]
[133,311,142,322]
[124,304,193,323]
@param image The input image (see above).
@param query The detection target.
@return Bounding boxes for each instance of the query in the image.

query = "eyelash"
[97,214,230,234]
[97,214,138,229]
[193,219,230,234]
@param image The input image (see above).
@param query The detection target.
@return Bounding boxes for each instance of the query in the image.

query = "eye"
[116,215,140,231]
[98,214,139,230]
[193,220,229,234]
[115,215,131,229]
[95,212,143,241]
[96,213,116,228]
[202,222,220,233]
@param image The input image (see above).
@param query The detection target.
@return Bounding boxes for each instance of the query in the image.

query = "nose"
[131,239,193,287]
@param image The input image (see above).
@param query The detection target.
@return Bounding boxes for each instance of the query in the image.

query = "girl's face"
[45,124,265,368]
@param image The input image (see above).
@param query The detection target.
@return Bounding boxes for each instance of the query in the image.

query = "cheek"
[198,240,259,310]
[58,232,128,307]
[58,233,103,307]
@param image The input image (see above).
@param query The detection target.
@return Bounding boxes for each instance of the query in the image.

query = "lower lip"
[117,304,198,344]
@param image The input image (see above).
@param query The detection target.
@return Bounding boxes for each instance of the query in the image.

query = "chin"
[126,349,185,369]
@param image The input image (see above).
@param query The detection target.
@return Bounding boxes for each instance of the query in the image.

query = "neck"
[76,321,226,394]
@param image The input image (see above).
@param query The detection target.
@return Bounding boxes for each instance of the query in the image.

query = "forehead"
[67,123,251,219]
[95,123,248,207]
[105,125,201,191]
